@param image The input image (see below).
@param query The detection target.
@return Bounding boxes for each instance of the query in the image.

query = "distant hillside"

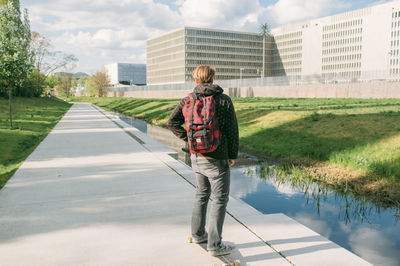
[54,72,89,79]
[75,72,89,79]
[54,72,75,78]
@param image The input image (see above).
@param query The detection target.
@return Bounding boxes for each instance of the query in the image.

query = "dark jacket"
[167,83,239,159]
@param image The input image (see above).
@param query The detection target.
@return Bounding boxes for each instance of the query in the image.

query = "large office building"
[146,27,273,84]
[104,63,146,85]
[147,1,400,84]
[271,0,400,80]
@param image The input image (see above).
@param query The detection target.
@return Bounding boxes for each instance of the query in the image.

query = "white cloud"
[21,0,182,73]
[179,0,261,30]
[294,212,332,238]
[20,0,359,73]
[348,226,400,266]
[230,166,260,198]
[265,0,351,26]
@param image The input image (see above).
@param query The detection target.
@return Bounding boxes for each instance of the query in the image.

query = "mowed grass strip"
[68,96,400,205]
[0,97,71,189]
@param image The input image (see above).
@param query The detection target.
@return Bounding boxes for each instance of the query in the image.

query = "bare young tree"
[56,74,73,98]
[30,31,78,77]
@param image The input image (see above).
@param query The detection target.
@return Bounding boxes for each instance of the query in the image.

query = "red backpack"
[182,93,221,154]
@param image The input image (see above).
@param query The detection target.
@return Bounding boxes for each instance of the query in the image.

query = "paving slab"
[0,103,288,266]
[95,104,372,266]
[0,103,371,266]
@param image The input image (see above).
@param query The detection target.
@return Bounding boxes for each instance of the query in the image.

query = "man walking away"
[167,66,239,256]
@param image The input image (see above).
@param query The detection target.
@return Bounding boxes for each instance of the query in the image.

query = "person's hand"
[228,159,235,166]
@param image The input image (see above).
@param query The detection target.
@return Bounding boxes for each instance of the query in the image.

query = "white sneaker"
[208,242,235,256]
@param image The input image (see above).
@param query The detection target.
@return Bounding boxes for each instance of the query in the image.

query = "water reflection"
[114,113,400,265]
[231,165,400,266]
[244,164,399,224]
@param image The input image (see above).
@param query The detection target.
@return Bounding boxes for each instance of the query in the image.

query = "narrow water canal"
[118,114,400,266]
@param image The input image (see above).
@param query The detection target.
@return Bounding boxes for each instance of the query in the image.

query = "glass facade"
[118,63,146,85]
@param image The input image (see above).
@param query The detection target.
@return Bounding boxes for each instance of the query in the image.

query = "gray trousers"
[190,154,230,251]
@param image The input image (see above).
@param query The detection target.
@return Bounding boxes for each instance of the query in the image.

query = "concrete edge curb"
[91,103,372,266]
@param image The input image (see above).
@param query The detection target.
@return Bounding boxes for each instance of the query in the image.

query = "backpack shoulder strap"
[188,93,197,140]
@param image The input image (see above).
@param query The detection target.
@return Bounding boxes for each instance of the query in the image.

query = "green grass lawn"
[0,97,71,189]
[66,96,400,205]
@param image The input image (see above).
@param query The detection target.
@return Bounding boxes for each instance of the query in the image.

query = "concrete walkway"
[0,103,371,266]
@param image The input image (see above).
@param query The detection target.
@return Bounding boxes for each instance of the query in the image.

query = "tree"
[57,76,72,97]
[0,2,32,128]
[70,75,77,96]
[45,74,59,90]
[85,68,111,97]
[30,31,78,77]
[260,23,270,78]
[77,75,88,87]
[0,0,19,8]
[17,69,46,97]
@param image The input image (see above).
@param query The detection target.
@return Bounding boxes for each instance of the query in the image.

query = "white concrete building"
[271,0,400,80]
[104,63,146,85]
[146,1,400,84]
[146,27,274,85]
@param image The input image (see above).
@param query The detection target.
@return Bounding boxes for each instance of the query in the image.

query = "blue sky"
[20,0,391,74]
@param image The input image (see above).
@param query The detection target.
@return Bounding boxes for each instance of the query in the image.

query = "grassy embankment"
[0,97,71,189]
[68,96,400,206]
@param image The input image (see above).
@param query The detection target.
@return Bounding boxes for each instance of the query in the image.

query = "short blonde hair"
[192,66,215,84]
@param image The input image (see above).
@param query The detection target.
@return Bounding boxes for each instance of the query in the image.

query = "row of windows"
[271,70,286,75]
[147,29,184,46]
[185,74,249,81]
[271,60,301,68]
[322,71,361,77]
[147,37,184,53]
[285,68,301,73]
[274,46,302,54]
[322,62,361,70]
[391,40,400,47]
[185,29,262,41]
[185,59,262,68]
[323,28,362,39]
[391,30,400,38]
[185,44,262,54]
[282,61,302,66]
[390,58,400,65]
[274,31,302,41]
[186,52,262,61]
[276,39,302,47]
[213,68,263,74]
[322,37,362,47]
[393,11,400,19]
[187,66,250,74]
[322,45,362,55]
[390,49,400,56]
[322,54,361,63]
[186,37,262,47]
[390,68,400,74]
[391,21,400,28]
[323,19,363,32]
[270,67,301,73]
[271,63,283,68]
[276,53,302,60]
